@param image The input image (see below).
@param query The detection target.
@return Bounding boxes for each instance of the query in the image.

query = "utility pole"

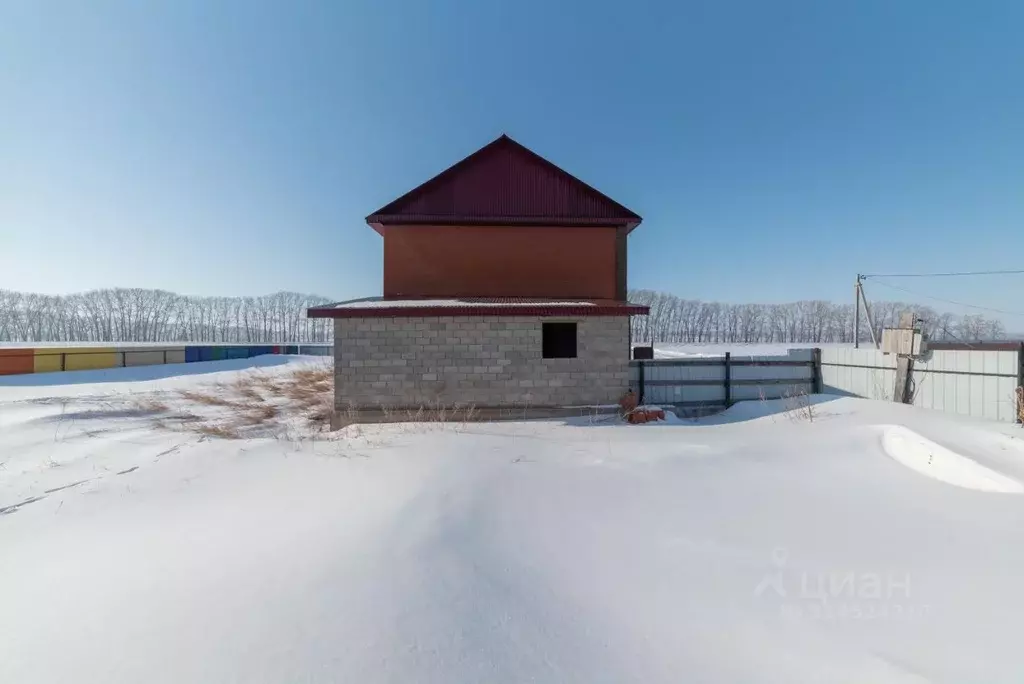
[854,274,861,348]
[855,276,879,349]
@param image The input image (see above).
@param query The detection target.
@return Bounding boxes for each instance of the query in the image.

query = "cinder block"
[331,315,631,410]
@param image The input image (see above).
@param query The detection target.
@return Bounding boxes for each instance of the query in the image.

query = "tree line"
[0,289,333,343]
[0,286,1006,345]
[627,289,1005,344]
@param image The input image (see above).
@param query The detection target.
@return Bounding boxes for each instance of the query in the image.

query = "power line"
[861,269,1024,279]
[868,280,1024,318]
[937,323,976,349]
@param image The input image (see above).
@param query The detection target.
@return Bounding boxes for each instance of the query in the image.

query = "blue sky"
[2,0,1023,322]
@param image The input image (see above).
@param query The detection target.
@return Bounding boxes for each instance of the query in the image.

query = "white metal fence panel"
[910,350,1018,422]
[820,348,897,401]
[821,346,1021,422]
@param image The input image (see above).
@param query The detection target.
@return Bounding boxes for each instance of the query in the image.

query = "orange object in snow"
[619,389,638,415]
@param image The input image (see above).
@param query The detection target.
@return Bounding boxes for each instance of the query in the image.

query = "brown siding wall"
[383,225,618,299]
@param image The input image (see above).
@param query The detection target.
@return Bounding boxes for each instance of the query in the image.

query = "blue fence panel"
[297,345,332,357]
[185,347,202,363]
[225,347,249,360]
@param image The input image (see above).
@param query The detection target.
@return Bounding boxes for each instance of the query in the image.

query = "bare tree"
[0,288,334,343]
[627,289,1006,345]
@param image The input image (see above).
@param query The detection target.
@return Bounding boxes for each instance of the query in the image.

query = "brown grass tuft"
[236,402,280,426]
[135,398,171,413]
[178,390,241,408]
[195,423,242,439]
[234,382,264,402]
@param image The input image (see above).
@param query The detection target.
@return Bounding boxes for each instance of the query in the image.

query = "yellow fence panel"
[34,348,119,372]
[33,350,63,373]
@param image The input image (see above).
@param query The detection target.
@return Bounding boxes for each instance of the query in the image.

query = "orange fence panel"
[0,348,36,375]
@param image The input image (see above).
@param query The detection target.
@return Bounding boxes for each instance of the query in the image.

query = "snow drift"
[881,424,1024,493]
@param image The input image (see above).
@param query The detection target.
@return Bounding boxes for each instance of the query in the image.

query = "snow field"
[2,358,1024,682]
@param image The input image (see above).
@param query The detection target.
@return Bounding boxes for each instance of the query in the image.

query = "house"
[307,134,649,425]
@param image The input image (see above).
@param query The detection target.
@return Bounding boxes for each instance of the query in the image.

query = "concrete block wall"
[334,316,631,409]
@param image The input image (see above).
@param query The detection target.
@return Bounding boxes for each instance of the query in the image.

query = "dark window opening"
[542,322,577,358]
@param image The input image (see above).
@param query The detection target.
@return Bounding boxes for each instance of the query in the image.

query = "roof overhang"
[307,297,650,319]
[366,216,641,235]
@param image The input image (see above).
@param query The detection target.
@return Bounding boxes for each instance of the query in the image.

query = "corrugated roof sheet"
[307,297,649,319]
[366,135,642,231]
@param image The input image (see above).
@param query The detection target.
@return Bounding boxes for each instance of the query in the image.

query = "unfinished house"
[307,134,648,425]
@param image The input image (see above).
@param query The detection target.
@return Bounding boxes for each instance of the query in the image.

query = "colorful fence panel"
[0,348,36,376]
[297,345,331,356]
[121,348,187,367]
[33,347,119,372]
[0,344,334,377]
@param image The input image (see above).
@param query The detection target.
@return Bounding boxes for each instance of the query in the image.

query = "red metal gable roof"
[366,135,642,232]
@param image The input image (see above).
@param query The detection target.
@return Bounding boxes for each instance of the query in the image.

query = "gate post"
[724,352,732,406]
[811,348,822,394]
[638,361,646,405]
[1017,342,1024,425]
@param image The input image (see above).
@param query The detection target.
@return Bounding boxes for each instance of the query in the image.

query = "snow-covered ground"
[3,358,1024,683]
[653,342,851,358]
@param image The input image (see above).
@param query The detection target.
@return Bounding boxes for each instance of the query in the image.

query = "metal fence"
[0,344,334,377]
[820,343,1024,423]
[629,348,821,408]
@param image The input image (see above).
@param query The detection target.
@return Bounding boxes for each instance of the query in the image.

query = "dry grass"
[781,386,816,422]
[248,402,280,421]
[277,365,334,431]
[151,361,495,441]
[135,398,171,413]
[235,402,281,426]
[232,377,265,402]
[305,400,334,428]
[178,390,241,408]
[130,395,203,430]
[757,386,817,423]
[151,361,336,439]
[1016,387,1024,425]
[282,367,333,403]
[195,423,242,439]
